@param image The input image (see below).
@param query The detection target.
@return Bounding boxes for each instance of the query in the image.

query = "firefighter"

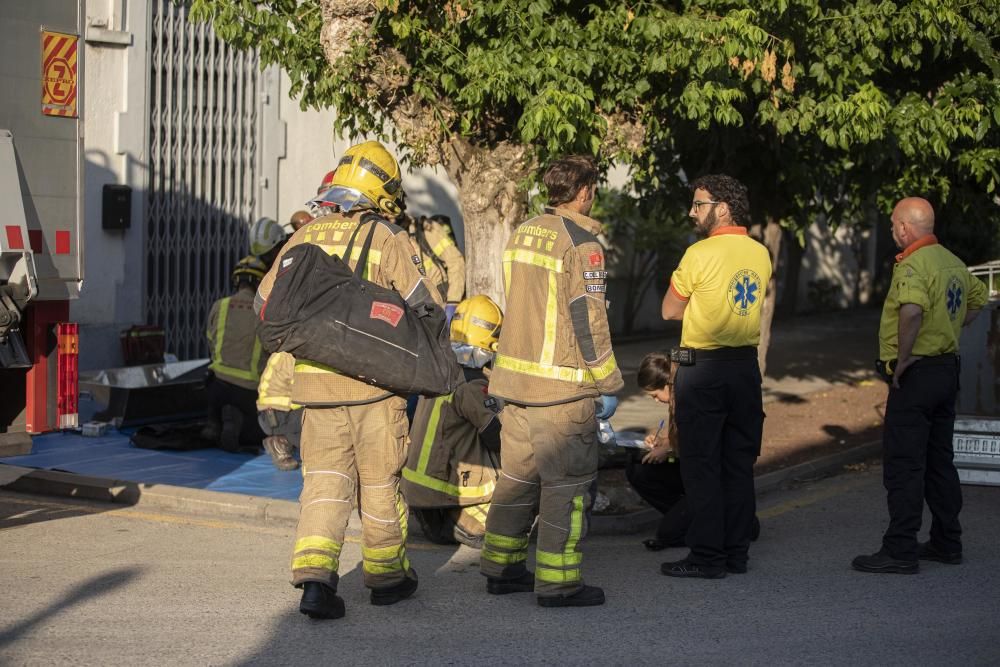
[256,351,301,471]
[480,155,624,608]
[249,217,288,269]
[255,140,443,620]
[408,214,466,321]
[402,295,504,549]
[203,256,269,453]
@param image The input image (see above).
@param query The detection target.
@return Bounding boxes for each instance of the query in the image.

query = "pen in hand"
[652,419,664,443]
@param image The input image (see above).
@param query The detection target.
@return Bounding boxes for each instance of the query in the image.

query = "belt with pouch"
[670,346,757,366]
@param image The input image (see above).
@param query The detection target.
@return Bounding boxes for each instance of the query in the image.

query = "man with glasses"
[852,197,987,574]
[659,174,772,579]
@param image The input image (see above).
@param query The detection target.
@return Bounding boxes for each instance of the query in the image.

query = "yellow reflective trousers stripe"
[291,536,343,573]
[535,494,584,584]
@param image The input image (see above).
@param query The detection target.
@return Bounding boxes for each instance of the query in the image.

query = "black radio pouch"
[671,347,696,366]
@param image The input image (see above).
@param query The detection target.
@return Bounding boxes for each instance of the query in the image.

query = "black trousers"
[625,457,688,544]
[675,350,763,568]
[206,375,265,448]
[881,355,962,560]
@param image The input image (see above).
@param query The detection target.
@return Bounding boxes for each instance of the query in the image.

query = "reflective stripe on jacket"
[401,377,499,507]
[256,351,300,411]
[488,206,624,405]
[206,286,267,391]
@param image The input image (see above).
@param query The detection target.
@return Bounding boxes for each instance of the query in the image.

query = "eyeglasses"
[691,200,720,211]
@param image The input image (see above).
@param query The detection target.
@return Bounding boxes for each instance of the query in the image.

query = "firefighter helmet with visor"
[249,217,286,257]
[450,295,503,369]
[312,141,403,217]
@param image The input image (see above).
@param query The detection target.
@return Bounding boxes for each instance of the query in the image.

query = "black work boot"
[851,549,918,574]
[660,558,727,579]
[298,582,345,620]
[918,541,963,565]
[219,405,243,453]
[370,571,418,606]
[486,571,535,595]
[537,585,605,608]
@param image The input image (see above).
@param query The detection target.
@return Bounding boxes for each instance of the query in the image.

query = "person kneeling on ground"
[202,256,269,453]
[628,352,759,552]
[402,295,503,549]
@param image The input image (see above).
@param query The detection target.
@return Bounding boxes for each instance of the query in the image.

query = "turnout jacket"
[255,210,442,406]
[207,286,268,391]
[401,369,501,508]
[409,219,466,304]
[489,206,624,405]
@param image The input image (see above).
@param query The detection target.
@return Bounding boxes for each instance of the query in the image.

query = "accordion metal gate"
[145,0,261,360]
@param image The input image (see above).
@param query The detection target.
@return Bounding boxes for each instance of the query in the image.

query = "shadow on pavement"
[0,568,142,646]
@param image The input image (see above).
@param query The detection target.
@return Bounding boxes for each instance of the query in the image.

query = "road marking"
[758,471,873,519]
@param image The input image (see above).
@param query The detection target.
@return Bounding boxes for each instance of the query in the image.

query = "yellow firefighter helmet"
[316,141,403,217]
[451,295,503,351]
[231,255,267,288]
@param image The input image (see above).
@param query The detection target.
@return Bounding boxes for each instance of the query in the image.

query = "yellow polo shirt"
[878,235,989,361]
[669,226,772,350]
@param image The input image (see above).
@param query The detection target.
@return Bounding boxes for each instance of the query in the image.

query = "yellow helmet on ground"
[314,141,403,217]
[451,295,503,350]
[232,255,268,289]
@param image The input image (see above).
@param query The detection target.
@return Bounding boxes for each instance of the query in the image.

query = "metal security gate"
[145,0,260,360]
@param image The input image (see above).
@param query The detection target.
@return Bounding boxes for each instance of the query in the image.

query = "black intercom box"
[102,184,132,230]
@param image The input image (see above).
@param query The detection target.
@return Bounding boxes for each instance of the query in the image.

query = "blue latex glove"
[445,302,457,325]
[595,394,619,420]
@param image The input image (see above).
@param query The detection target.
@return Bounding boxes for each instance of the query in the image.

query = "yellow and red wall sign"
[41,30,78,118]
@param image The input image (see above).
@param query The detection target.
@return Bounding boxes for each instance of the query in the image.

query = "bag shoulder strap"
[342,212,385,280]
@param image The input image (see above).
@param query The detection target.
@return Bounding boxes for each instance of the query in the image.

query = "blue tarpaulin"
[0,430,303,501]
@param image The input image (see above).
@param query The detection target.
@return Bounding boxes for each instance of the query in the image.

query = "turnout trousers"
[480,399,598,597]
[675,350,763,569]
[290,396,415,592]
[881,355,962,560]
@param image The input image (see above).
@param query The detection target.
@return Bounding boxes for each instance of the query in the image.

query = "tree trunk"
[752,217,783,378]
[441,138,534,306]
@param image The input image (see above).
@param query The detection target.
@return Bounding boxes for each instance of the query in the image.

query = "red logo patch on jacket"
[589,251,603,267]
[370,302,404,327]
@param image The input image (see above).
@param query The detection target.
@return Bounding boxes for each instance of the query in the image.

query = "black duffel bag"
[257,216,464,397]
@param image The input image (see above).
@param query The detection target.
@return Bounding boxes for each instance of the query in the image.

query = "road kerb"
[1,440,882,536]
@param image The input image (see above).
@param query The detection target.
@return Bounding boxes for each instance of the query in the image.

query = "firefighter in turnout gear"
[203,256,269,452]
[249,217,288,269]
[408,214,466,320]
[481,155,624,608]
[256,140,444,620]
[402,295,504,549]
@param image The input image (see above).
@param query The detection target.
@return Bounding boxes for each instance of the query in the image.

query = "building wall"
[274,70,467,251]
[75,0,148,370]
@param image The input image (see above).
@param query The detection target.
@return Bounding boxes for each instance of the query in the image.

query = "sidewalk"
[0,308,886,534]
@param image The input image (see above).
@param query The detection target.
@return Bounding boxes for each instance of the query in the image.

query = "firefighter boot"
[370,570,419,606]
[263,435,299,471]
[298,582,345,620]
[486,570,535,595]
[219,405,243,453]
[537,585,605,608]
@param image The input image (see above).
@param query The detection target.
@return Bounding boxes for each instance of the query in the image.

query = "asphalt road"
[1,466,998,666]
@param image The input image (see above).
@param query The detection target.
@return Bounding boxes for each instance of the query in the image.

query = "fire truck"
[0,2,83,456]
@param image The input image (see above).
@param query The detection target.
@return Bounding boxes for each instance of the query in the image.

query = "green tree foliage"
[188,0,1000,310]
